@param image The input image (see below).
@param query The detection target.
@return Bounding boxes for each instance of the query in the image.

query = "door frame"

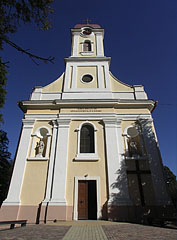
[73,176,101,220]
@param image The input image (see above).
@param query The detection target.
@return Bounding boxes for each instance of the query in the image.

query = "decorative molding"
[57,119,71,128]
[25,114,59,120]
[22,119,35,128]
[103,118,122,127]
[80,52,94,56]
[51,119,58,128]
[64,57,111,63]
[74,153,99,161]
[27,157,49,161]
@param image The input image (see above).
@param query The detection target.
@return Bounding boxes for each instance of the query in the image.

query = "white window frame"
[80,73,94,84]
[74,121,99,161]
[73,176,101,220]
[80,39,94,55]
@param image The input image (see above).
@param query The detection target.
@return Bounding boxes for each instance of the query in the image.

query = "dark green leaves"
[0,0,54,123]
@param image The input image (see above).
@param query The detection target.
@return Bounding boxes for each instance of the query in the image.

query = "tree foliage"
[0,58,8,123]
[163,166,177,208]
[0,0,54,123]
[0,129,12,205]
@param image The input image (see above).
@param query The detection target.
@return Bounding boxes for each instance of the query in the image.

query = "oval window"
[82,74,93,83]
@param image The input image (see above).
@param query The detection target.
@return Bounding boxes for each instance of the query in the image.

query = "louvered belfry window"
[80,125,94,153]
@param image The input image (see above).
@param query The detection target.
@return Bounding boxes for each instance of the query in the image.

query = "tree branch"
[1,37,55,65]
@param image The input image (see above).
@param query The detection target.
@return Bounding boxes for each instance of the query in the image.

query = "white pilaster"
[42,120,58,204]
[63,62,70,92]
[29,134,36,158]
[72,33,79,57]
[96,33,104,56]
[71,65,77,89]
[104,62,111,90]
[97,65,103,88]
[49,119,70,205]
[3,119,35,205]
[45,134,52,158]
[103,118,132,205]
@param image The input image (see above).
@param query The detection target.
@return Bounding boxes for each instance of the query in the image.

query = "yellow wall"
[60,107,114,113]
[109,72,133,92]
[20,120,53,205]
[20,161,48,205]
[77,66,97,88]
[115,108,150,114]
[27,109,59,114]
[42,73,64,92]
[66,120,108,206]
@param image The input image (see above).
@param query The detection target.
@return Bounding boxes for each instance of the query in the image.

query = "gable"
[42,73,64,93]
[109,72,133,92]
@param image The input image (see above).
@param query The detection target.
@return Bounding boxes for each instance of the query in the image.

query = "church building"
[0,23,172,223]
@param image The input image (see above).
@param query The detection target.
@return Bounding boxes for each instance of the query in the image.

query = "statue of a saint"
[36,139,45,157]
[129,140,138,157]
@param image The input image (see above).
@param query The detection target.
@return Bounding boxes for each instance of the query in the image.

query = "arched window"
[83,40,91,52]
[75,121,99,161]
[80,124,94,153]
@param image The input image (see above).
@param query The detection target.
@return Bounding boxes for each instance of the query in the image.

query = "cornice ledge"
[64,57,111,62]
[18,99,156,112]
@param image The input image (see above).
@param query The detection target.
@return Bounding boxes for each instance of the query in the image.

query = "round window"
[82,74,93,83]
[82,28,92,35]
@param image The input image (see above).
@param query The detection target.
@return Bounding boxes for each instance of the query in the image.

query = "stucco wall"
[42,73,64,92]
[76,66,97,88]
[66,120,108,207]
[20,161,48,205]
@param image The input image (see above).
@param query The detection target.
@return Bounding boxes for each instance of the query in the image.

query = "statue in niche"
[128,139,139,157]
[36,139,45,157]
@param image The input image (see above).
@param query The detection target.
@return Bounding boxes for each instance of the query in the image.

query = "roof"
[74,24,102,29]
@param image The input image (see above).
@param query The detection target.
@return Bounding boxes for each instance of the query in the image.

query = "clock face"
[82,28,92,35]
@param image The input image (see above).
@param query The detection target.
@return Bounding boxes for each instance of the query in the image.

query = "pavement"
[0,221,176,240]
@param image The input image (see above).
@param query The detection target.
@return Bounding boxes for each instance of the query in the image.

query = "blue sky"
[1,0,177,175]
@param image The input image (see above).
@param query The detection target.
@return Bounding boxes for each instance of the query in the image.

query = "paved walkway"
[0,221,176,240]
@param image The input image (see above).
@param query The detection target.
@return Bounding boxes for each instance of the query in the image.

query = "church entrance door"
[78,180,97,220]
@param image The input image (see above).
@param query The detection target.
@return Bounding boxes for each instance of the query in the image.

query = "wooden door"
[78,181,88,219]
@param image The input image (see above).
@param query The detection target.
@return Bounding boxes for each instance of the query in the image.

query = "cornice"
[71,28,104,34]
[64,57,111,63]
[18,99,156,113]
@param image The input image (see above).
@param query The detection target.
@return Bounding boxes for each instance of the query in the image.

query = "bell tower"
[63,24,112,99]
[71,24,104,57]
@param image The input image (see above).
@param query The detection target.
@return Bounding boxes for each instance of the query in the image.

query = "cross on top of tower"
[83,18,92,25]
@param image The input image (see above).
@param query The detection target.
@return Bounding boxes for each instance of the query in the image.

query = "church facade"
[0,24,172,223]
